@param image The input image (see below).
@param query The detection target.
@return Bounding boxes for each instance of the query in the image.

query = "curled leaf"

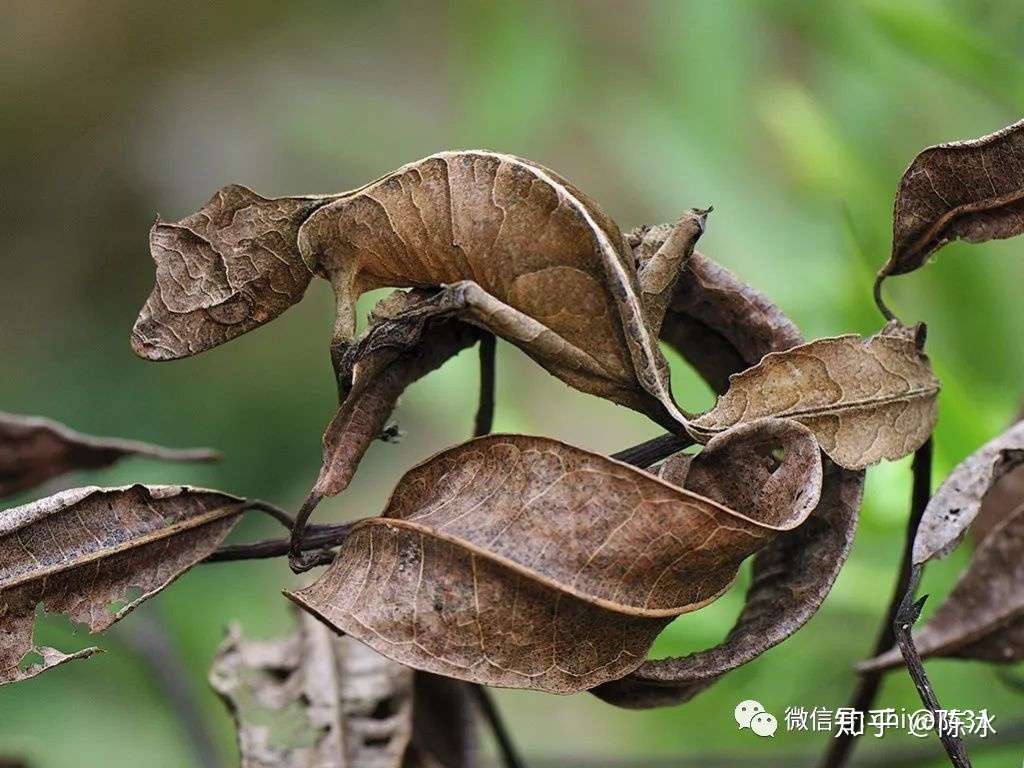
[913,420,1024,565]
[135,152,708,430]
[631,234,803,395]
[600,243,865,708]
[596,460,861,707]
[0,411,218,499]
[287,432,820,693]
[0,485,244,684]
[690,324,939,470]
[879,118,1024,287]
[210,611,414,768]
[131,185,330,360]
[861,502,1024,673]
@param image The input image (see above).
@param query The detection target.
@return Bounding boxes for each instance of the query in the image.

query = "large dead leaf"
[131,185,331,360]
[0,411,218,499]
[595,460,862,707]
[0,484,244,684]
[287,429,821,693]
[878,118,1024,287]
[972,405,1024,543]
[297,151,707,429]
[134,152,707,431]
[913,420,1024,565]
[861,502,1024,673]
[689,323,939,470]
[597,241,865,709]
[210,611,414,768]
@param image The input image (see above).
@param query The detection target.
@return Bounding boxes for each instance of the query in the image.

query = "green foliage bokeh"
[1,1,1023,765]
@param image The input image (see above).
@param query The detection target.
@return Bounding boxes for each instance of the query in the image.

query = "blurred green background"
[2,1,1023,766]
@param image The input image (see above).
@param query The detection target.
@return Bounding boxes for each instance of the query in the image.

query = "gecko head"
[131,184,327,361]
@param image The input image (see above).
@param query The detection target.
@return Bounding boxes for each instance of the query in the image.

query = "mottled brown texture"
[313,290,482,500]
[861,503,1024,673]
[0,485,244,684]
[133,152,707,432]
[132,185,331,360]
[210,612,414,768]
[690,326,939,470]
[0,412,218,499]
[913,420,1024,564]
[971,403,1024,545]
[297,151,706,430]
[628,224,803,394]
[594,451,862,707]
[880,118,1024,282]
[598,245,864,708]
[287,432,820,693]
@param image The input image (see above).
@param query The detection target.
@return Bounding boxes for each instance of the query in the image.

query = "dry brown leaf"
[971,404,1024,545]
[210,611,414,768]
[595,460,862,707]
[133,152,708,431]
[913,420,1024,565]
[0,484,244,684]
[861,502,1024,673]
[287,431,820,693]
[597,244,864,708]
[0,411,218,499]
[689,323,939,470]
[131,185,331,360]
[878,118,1024,286]
[626,225,802,395]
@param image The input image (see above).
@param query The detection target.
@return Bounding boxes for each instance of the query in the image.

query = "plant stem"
[611,432,693,468]
[895,570,972,767]
[205,522,350,564]
[243,499,296,530]
[467,342,528,768]
[821,438,933,768]
[474,333,496,438]
[468,668,527,768]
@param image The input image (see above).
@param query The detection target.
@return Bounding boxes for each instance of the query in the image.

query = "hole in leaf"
[18,650,45,671]
[371,697,397,720]
[106,586,145,615]
[265,665,293,684]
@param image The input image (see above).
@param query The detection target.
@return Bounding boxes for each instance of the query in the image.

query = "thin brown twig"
[611,432,692,468]
[243,499,296,530]
[821,438,933,768]
[469,684,527,768]
[474,333,496,438]
[468,340,528,768]
[114,608,223,767]
[895,572,972,767]
[205,522,350,564]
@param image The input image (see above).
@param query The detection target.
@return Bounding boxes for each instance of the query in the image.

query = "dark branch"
[288,490,325,573]
[470,685,527,768]
[205,522,350,564]
[474,333,496,438]
[611,432,693,468]
[894,577,972,767]
[243,499,296,530]
[821,438,933,768]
